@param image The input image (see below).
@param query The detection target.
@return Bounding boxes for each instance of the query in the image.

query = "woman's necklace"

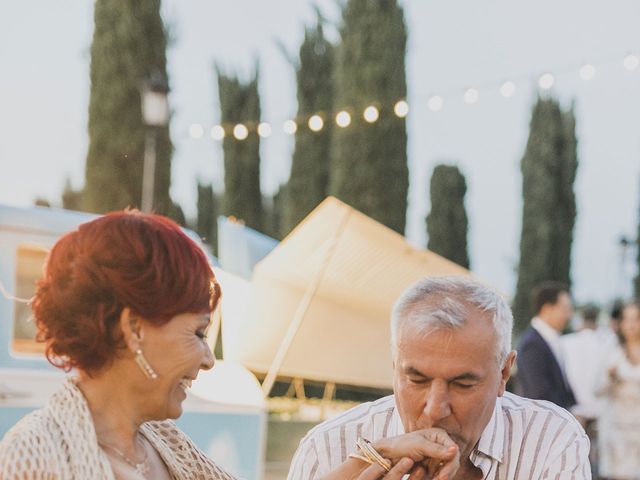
[99,437,151,477]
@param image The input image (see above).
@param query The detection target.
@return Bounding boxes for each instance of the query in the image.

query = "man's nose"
[423,381,452,424]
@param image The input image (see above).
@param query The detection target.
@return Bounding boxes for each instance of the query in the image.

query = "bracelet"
[354,437,392,472]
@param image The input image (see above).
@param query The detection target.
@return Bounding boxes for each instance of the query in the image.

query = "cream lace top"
[0,378,237,479]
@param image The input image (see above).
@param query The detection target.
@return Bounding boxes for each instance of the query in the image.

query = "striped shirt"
[287,392,591,479]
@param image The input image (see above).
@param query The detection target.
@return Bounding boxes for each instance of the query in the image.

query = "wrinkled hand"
[372,428,460,480]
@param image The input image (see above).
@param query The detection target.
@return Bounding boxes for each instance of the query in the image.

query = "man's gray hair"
[391,276,513,364]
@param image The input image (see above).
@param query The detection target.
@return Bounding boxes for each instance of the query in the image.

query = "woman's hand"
[320,428,459,480]
[373,428,460,480]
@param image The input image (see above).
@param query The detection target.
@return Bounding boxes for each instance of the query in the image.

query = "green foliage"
[426,165,470,269]
[61,178,83,211]
[196,182,218,255]
[513,97,578,334]
[218,67,263,232]
[83,0,177,219]
[281,17,334,236]
[328,0,408,234]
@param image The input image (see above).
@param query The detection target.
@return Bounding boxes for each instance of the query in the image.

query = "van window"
[12,245,47,355]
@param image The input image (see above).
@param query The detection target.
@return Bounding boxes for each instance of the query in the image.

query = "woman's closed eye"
[195,330,208,340]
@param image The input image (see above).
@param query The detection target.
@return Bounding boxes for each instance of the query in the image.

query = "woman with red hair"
[0,211,235,479]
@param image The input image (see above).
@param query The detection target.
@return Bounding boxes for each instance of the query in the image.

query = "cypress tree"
[554,106,578,285]
[513,96,578,334]
[281,16,334,236]
[328,0,408,234]
[426,165,470,269]
[218,68,263,232]
[83,0,180,219]
[196,182,218,255]
[62,178,83,211]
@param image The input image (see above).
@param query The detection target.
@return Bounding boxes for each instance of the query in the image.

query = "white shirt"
[561,328,617,419]
[287,392,591,479]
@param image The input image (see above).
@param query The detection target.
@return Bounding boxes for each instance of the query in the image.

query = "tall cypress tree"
[328,0,408,234]
[218,68,263,232]
[426,165,470,269]
[83,0,179,219]
[513,96,578,334]
[281,16,334,236]
[196,181,218,255]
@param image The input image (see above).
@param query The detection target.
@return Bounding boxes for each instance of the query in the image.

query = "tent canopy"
[222,197,472,390]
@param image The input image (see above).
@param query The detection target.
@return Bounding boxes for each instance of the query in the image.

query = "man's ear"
[498,351,517,396]
[119,307,143,353]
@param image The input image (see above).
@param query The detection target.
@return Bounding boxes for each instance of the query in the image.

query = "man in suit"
[516,281,577,410]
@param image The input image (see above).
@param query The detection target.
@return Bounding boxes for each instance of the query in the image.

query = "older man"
[288,277,591,479]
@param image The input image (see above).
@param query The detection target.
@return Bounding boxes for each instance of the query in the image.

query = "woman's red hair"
[32,211,220,373]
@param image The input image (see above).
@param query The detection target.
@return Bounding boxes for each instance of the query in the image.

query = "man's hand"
[372,428,460,479]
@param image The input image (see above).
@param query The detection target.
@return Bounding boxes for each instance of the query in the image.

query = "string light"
[336,111,351,128]
[623,54,639,71]
[257,122,272,138]
[427,96,443,112]
[211,125,225,140]
[308,115,324,132]
[363,105,379,123]
[500,81,516,98]
[233,124,248,140]
[463,88,479,104]
[189,123,204,139]
[538,73,555,90]
[283,119,297,135]
[579,64,596,80]
[189,50,640,141]
[393,100,409,118]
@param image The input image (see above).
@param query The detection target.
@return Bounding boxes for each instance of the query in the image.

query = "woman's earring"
[135,349,158,379]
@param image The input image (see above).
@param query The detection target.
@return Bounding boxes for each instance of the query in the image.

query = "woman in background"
[597,300,640,480]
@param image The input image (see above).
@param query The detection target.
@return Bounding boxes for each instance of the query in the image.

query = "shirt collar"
[470,395,504,468]
[532,316,561,345]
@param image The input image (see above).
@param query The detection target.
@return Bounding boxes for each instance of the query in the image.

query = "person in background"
[516,281,577,410]
[596,300,640,480]
[561,304,611,476]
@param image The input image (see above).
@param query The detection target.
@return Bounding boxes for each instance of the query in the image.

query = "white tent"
[222,197,472,391]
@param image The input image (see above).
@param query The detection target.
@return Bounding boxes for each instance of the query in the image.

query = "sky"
[1,0,639,304]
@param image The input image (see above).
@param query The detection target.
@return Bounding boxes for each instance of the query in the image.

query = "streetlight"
[140,71,169,213]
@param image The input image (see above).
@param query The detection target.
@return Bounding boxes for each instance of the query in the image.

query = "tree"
[62,178,83,211]
[83,0,180,220]
[426,165,470,269]
[281,15,334,236]
[512,96,578,334]
[328,0,408,234]
[196,182,218,255]
[218,67,263,232]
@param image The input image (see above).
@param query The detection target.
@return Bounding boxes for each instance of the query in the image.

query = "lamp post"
[140,72,169,213]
